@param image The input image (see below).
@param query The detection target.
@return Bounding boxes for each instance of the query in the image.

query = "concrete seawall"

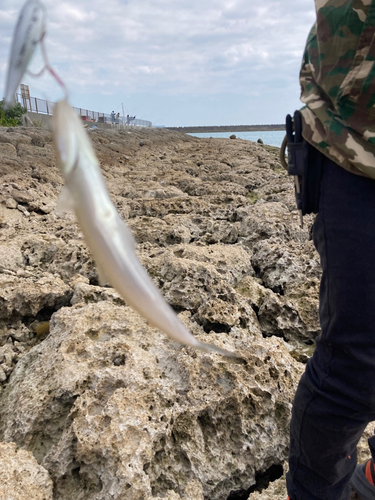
[25,111,139,131]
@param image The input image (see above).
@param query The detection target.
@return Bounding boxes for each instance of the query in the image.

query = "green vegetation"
[0,99,27,127]
[247,190,261,204]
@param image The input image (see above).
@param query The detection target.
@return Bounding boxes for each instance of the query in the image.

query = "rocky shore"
[0,126,371,499]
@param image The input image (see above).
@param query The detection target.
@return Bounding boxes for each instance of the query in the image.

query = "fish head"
[52,99,99,179]
[4,0,46,108]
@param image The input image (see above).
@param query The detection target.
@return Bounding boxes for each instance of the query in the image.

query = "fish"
[52,100,238,358]
[4,0,46,108]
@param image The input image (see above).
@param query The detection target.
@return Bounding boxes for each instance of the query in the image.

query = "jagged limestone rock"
[0,301,303,500]
[0,441,53,500]
[0,273,72,319]
[0,126,335,498]
[248,475,287,500]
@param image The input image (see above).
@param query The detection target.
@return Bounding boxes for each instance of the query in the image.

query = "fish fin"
[56,185,75,214]
[118,217,137,250]
[96,264,109,286]
[195,341,239,358]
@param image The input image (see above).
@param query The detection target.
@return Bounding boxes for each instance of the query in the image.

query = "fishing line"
[153,112,172,125]
[39,32,69,100]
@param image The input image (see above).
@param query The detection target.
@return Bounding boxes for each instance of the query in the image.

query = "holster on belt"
[281,110,323,227]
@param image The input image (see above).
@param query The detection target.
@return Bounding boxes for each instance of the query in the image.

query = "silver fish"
[4,0,45,108]
[52,100,238,358]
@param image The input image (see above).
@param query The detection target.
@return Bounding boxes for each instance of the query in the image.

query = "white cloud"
[0,0,315,125]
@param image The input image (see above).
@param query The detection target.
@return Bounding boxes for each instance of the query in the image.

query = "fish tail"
[194,341,239,358]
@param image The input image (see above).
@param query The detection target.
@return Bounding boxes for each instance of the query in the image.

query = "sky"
[0,0,316,127]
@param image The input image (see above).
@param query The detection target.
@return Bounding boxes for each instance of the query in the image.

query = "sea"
[188,130,286,148]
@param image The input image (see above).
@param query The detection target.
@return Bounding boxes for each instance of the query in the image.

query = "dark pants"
[286,156,375,500]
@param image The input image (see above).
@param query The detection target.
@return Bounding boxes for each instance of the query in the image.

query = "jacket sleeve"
[299,0,375,179]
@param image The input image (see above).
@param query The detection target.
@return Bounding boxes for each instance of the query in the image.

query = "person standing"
[286,1,375,499]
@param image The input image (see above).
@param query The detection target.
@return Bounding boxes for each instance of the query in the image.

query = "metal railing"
[16,93,152,128]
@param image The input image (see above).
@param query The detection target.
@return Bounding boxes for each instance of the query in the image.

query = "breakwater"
[167,124,285,133]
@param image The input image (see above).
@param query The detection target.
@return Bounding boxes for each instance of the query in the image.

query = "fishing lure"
[4,0,46,107]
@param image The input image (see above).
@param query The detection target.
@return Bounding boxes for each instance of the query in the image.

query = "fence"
[16,94,152,128]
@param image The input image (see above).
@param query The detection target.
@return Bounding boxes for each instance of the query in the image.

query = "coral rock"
[0,441,53,500]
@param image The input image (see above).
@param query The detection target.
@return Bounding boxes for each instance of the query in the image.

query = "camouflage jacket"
[300,0,375,178]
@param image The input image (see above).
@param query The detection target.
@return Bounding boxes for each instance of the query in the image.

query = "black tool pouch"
[282,111,323,225]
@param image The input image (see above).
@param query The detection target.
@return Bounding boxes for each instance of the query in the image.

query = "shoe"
[350,459,375,499]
